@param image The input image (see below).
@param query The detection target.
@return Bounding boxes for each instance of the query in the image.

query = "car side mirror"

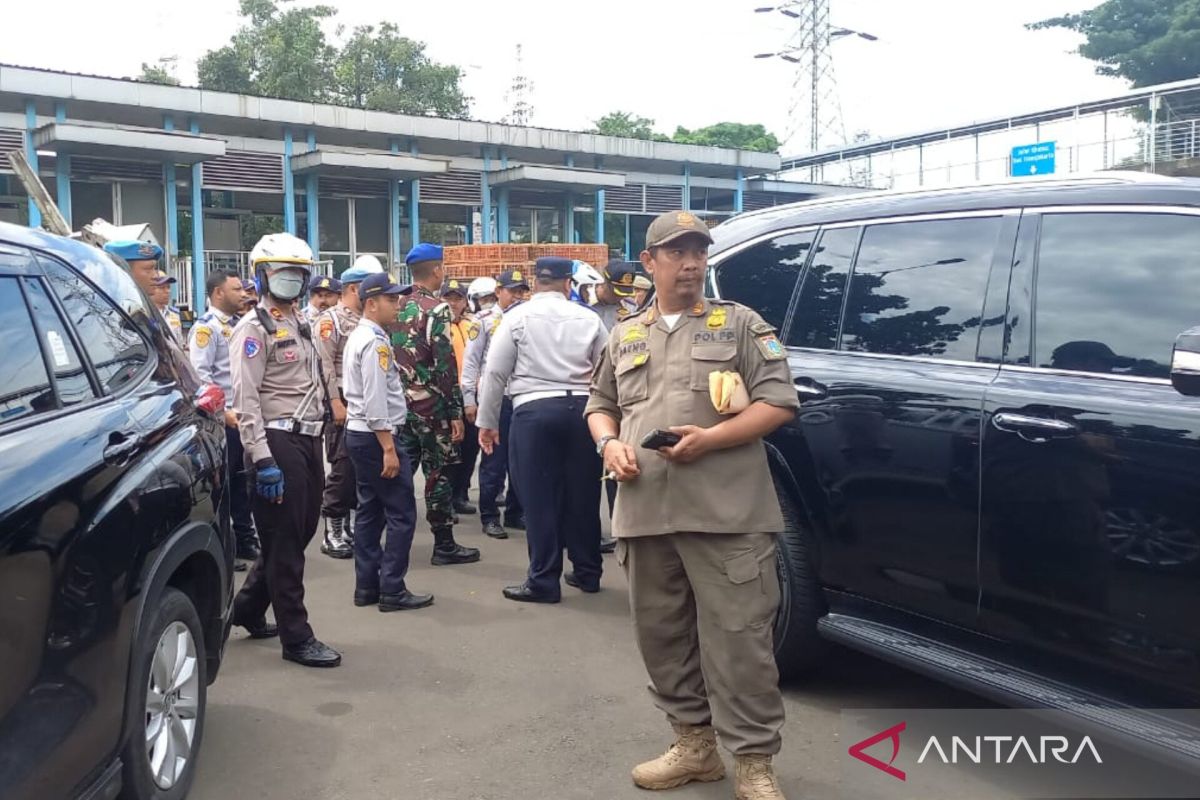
[1170,327,1200,396]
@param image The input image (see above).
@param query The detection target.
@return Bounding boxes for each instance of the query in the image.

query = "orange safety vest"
[450,318,470,382]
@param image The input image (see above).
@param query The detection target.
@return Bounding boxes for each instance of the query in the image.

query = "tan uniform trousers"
[618,531,784,755]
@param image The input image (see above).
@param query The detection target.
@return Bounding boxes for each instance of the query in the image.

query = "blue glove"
[256,465,284,501]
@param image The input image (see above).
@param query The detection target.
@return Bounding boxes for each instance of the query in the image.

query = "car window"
[0,277,57,424]
[715,230,816,331]
[786,226,859,349]
[41,259,151,395]
[22,277,96,407]
[1033,212,1200,379]
[841,216,1002,361]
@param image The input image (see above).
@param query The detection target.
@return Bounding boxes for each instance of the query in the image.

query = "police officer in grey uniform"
[342,272,434,612]
[230,233,341,669]
[477,257,609,603]
[462,268,527,537]
[189,268,258,565]
[316,266,373,559]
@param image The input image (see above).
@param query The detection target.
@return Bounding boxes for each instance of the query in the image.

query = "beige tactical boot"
[631,724,726,790]
[733,754,786,800]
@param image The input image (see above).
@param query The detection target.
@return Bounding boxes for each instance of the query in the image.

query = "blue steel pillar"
[283,130,296,234]
[189,119,205,310]
[682,163,691,211]
[389,140,402,265]
[734,167,745,214]
[162,115,178,299]
[55,103,72,227]
[409,140,420,245]
[497,149,510,242]
[24,100,40,229]
[304,131,319,258]
[481,147,492,243]
[594,158,605,244]
[563,154,575,242]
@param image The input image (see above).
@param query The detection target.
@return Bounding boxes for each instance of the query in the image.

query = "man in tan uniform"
[586,211,799,800]
[231,233,341,669]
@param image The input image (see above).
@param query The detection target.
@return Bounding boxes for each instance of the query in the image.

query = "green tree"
[139,60,179,86]
[197,0,337,102]
[1030,0,1200,86]
[591,111,669,141]
[671,122,781,153]
[334,23,469,117]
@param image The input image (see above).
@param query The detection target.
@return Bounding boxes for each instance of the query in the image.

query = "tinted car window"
[0,277,56,423]
[1034,212,1200,379]
[842,216,1001,360]
[42,259,150,394]
[786,226,859,349]
[715,230,816,331]
[22,277,96,407]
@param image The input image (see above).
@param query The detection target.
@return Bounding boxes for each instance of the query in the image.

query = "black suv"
[0,222,232,800]
[711,174,1200,752]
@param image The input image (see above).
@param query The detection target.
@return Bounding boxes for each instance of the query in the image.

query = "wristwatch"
[596,434,618,457]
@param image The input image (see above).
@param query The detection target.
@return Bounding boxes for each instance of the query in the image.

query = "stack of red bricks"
[442,244,610,279]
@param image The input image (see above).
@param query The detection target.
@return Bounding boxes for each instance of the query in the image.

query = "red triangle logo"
[848,721,907,781]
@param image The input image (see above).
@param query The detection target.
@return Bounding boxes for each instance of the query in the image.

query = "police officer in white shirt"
[477,257,609,603]
[342,272,434,612]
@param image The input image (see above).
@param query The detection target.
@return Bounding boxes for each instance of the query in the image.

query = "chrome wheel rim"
[144,621,199,789]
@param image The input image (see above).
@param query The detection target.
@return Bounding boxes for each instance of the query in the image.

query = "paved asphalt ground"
[189,488,986,800]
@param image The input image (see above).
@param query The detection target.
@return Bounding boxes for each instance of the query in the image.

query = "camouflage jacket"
[387,285,464,421]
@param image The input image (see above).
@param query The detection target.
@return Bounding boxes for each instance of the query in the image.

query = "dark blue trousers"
[345,430,417,596]
[509,395,602,596]
[225,425,255,546]
[479,396,523,524]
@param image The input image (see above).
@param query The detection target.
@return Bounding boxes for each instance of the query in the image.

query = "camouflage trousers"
[401,412,460,533]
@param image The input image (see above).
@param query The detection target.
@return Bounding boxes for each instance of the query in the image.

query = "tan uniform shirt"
[315,302,360,399]
[231,298,327,464]
[586,298,799,538]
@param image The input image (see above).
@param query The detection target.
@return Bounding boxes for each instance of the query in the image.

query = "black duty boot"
[342,515,355,548]
[431,528,481,565]
[282,637,342,668]
[379,590,435,611]
[483,520,508,539]
[232,615,279,639]
[502,514,526,531]
[599,536,617,554]
[453,497,477,515]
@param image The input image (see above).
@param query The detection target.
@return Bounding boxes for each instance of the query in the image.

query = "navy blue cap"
[308,275,342,294]
[496,267,530,289]
[151,270,177,286]
[241,279,256,291]
[104,239,162,262]
[405,242,444,266]
[441,277,468,296]
[535,257,574,280]
[360,272,410,299]
[603,259,640,296]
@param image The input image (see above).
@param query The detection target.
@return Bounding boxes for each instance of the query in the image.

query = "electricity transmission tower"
[503,44,534,127]
[755,1,877,165]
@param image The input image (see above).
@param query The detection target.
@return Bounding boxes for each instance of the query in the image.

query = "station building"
[0,63,838,306]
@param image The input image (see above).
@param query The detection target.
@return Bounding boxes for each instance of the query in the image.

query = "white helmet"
[571,260,604,286]
[250,232,314,268]
[467,277,498,299]
[351,254,385,273]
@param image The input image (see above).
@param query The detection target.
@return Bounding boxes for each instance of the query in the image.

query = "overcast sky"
[6,0,1127,155]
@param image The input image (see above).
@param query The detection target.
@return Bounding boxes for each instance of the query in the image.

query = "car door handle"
[794,377,828,400]
[103,431,143,465]
[991,412,1078,443]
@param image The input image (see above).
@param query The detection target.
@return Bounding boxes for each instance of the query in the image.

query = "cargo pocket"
[708,543,778,633]
[616,357,649,407]
[689,343,738,391]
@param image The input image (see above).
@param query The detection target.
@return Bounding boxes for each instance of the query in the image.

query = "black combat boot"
[430,527,481,565]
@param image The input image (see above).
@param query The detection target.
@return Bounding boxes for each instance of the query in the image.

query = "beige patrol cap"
[645,210,714,249]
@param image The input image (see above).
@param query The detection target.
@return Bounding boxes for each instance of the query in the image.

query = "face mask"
[266,271,306,301]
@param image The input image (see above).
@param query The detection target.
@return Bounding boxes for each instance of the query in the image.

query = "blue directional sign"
[1010,141,1056,177]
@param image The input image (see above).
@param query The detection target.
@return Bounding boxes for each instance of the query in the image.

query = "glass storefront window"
[355,198,388,253]
[319,197,350,251]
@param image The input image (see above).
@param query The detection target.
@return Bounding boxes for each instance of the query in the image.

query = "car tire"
[771,472,828,681]
[119,587,207,800]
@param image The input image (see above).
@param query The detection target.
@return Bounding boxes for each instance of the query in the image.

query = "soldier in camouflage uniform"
[388,243,481,566]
